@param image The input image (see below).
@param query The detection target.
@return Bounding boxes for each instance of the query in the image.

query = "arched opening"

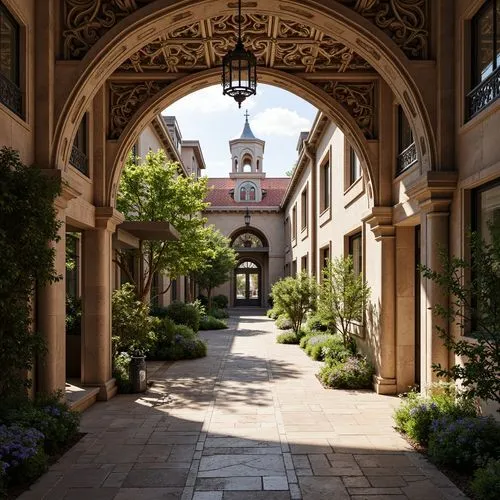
[242,154,253,173]
[234,259,261,307]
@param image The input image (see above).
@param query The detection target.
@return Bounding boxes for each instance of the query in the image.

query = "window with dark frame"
[69,114,89,176]
[292,259,297,276]
[320,245,330,271]
[301,187,308,230]
[292,204,297,240]
[321,160,331,212]
[348,232,363,277]
[301,255,308,273]
[349,148,361,185]
[468,0,500,119]
[471,178,500,334]
[0,2,22,118]
[396,106,417,176]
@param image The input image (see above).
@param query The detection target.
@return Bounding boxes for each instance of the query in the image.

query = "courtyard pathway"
[20,312,467,500]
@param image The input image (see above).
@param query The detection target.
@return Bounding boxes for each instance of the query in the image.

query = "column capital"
[95,207,125,232]
[406,171,457,213]
[40,169,83,209]
[362,206,394,240]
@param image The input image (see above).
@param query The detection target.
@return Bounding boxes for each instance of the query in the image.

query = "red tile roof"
[205,178,290,208]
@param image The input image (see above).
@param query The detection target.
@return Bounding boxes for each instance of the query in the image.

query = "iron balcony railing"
[467,67,500,120]
[396,141,418,176]
[0,72,23,119]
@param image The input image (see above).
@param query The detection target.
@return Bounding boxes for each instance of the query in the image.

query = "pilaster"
[363,207,396,394]
[81,207,124,400]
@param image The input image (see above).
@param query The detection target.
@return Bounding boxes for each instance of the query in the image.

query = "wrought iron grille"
[0,72,23,118]
[467,67,500,120]
[69,144,89,176]
[396,142,418,176]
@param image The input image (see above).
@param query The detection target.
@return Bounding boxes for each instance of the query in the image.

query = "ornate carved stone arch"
[105,68,379,207]
[53,0,436,190]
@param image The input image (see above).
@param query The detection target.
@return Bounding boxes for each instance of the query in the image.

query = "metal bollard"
[129,355,147,393]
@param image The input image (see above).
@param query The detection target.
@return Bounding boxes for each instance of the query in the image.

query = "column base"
[96,378,118,401]
[373,375,397,395]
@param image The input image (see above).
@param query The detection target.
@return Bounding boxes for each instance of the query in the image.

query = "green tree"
[317,256,370,350]
[271,272,317,334]
[420,227,500,407]
[192,227,237,309]
[116,150,210,302]
[0,147,61,397]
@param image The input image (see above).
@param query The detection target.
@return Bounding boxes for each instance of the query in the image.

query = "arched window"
[257,159,260,171]
[234,158,238,170]
[242,153,252,172]
[238,182,258,202]
[232,233,264,248]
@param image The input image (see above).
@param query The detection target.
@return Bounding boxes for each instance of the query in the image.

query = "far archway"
[234,259,262,307]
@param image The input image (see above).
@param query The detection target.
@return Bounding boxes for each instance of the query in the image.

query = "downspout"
[304,143,317,278]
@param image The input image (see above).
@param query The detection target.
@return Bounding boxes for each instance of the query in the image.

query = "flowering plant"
[319,355,374,389]
[429,416,500,470]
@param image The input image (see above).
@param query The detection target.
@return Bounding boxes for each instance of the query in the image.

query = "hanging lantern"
[244,207,251,226]
[222,0,257,108]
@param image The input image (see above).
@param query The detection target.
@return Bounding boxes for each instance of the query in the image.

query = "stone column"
[407,172,457,390]
[37,181,81,395]
[82,207,124,400]
[364,207,397,394]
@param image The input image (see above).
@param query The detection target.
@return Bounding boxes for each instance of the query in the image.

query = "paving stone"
[123,469,189,487]
[198,455,286,477]
[222,493,291,500]
[299,476,349,499]
[196,476,262,490]
[115,488,184,499]
[264,476,289,491]
[348,487,404,495]
[193,492,223,500]
[62,488,120,499]
[367,475,408,487]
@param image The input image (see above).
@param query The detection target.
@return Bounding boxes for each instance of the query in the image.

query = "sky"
[162,84,318,178]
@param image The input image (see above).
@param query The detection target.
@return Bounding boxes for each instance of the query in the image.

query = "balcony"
[0,72,23,119]
[396,142,418,176]
[467,67,500,120]
[69,144,89,176]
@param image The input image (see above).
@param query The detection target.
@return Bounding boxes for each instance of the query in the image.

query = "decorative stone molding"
[95,206,125,232]
[339,0,429,59]
[62,0,155,59]
[108,81,170,139]
[363,206,394,240]
[406,171,458,213]
[119,14,373,74]
[61,1,429,60]
[316,81,376,139]
[40,169,83,209]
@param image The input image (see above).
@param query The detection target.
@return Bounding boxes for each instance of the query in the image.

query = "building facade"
[0,1,498,409]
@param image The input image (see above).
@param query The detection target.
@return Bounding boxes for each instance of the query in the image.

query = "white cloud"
[163,85,259,115]
[250,107,311,137]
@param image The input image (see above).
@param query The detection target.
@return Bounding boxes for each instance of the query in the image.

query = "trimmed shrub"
[305,314,329,333]
[276,331,299,344]
[165,301,200,332]
[148,322,206,361]
[321,336,352,363]
[212,295,228,309]
[199,315,228,330]
[319,356,374,389]
[393,385,477,445]
[275,315,293,330]
[208,308,229,319]
[428,416,500,470]
[267,308,280,319]
[168,336,207,360]
[471,459,500,500]
[302,334,331,360]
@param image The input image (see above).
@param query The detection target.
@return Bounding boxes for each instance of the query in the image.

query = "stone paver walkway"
[20,312,467,499]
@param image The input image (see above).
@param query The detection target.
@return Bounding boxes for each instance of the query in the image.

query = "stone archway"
[53,0,436,191]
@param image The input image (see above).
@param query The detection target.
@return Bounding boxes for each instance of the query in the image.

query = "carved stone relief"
[108,81,169,139]
[62,0,429,60]
[119,15,373,74]
[316,81,376,139]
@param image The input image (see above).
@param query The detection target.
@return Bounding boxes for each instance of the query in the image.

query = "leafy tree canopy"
[116,150,210,301]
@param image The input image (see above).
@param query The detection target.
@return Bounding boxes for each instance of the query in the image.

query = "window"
[249,186,256,201]
[239,182,258,202]
[349,149,361,185]
[320,245,330,271]
[292,260,297,276]
[396,106,417,176]
[0,3,22,117]
[292,204,297,240]
[320,160,331,212]
[301,187,308,230]
[232,233,264,248]
[469,0,500,118]
[349,232,363,276]
[171,279,177,301]
[70,114,89,176]
[301,255,308,273]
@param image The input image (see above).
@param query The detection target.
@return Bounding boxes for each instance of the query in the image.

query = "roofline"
[280,111,329,208]
[151,115,189,176]
[182,140,207,170]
